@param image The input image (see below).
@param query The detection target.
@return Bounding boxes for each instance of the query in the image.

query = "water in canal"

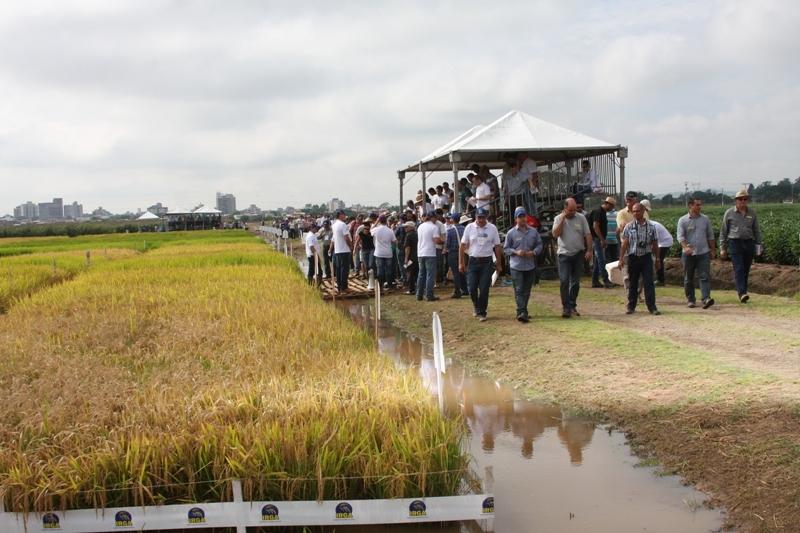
[336,300,725,533]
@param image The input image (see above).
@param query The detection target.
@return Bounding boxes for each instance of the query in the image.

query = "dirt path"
[381,281,800,532]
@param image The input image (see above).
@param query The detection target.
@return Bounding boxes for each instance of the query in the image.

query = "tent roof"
[193,205,222,214]
[137,211,160,220]
[402,110,621,172]
[166,206,193,214]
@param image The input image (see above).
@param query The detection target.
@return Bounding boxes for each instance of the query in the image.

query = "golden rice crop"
[0,235,467,513]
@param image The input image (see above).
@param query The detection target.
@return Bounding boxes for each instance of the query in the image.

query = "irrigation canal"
[335,300,725,532]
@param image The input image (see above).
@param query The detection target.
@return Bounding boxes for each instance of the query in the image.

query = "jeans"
[416,256,437,299]
[467,257,494,316]
[405,261,418,292]
[682,252,711,303]
[656,246,670,284]
[375,256,394,288]
[605,242,619,262]
[321,242,332,278]
[627,254,656,312]
[306,255,318,284]
[436,249,446,283]
[510,268,536,317]
[557,253,583,311]
[360,249,375,274]
[447,250,467,296]
[333,252,350,291]
[592,238,610,284]
[729,239,755,296]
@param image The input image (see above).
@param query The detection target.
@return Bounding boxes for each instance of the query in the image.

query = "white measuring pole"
[432,312,446,413]
[231,479,246,533]
[375,279,381,321]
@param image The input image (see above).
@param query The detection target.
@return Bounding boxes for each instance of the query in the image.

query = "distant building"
[147,202,169,216]
[63,201,83,219]
[13,201,39,220]
[328,198,345,212]
[285,206,296,214]
[242,204,262,216]
[38,198,64,220]
[91,206,112,219]
[216,192,236,215]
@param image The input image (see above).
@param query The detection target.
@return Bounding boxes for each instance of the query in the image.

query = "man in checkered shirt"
[619,203,662,315]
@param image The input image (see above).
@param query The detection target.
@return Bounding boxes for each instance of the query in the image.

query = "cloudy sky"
[2,0,798,214]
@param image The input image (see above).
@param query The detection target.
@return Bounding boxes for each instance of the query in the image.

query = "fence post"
[432,312,446,413]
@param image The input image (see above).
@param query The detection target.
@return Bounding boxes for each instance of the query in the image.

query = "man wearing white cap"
[460,208,502,321]
[504,206,543,322]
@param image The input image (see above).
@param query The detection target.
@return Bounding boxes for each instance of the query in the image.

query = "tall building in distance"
[147,202,169,216]
[216,192,236,215]
[13,201,39,220]
[38,198,64,220]
[328,198,345,212]
[63,201,84,219]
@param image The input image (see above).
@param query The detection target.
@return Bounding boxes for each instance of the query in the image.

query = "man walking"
[445,212,466,298]
[677,197,717,309]
[619,203,661,315]
[589,196,616,288]
[552,198,593,318]
[641,200,674,286]
[403,221,418,295]
[616,191,648,290]
[720,189,763,303]
[460,208,503,322]
[331,210,352,293]
[417,212,443,301]
[504,207,543,322]
[371,215,397,290]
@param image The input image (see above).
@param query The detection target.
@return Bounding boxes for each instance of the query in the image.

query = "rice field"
[0,231,467,513]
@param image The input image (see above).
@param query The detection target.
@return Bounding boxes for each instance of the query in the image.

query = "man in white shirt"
[573,160,603,203]
[468,174,494,214]
[434,209,447,285]
[459,208,503,322]
[331,210,352,292]
[304,223,320,285]
[371,215,397,290]
[416,211,444,301]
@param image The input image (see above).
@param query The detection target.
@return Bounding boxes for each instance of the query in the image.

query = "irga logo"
[42,512,60,529]
[335,502,353,519]
[114,510,133,527]
[482,497,494,514]
[261,504,280,521]
[409,500,427,517]
[187,507,206,524]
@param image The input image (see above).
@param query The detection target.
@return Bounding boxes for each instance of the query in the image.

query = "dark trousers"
[376,256,394,288]
[405,261,418,292]
[447,251,467,296]
[467,257,494,316]
[729,239,755,296]
[417,256,437,299]
[510,268,535,317]
[592,238,610,284]
[307,255,318,284]
[656,246,670,284]
[333,252,350,291]
[605,242,619,262]
[557,253,583,311]
[682,252,711,303]
[436,249,446,283]
[627,254,656,312]
[321,242,332,278]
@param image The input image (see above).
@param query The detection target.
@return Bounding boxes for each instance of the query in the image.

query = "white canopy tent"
[397,110,628,211]
[136,211,161,220]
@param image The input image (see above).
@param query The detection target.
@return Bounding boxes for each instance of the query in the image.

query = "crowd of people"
[294,178,762,322]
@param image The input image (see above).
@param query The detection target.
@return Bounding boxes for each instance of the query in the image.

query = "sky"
[1,0,799,214]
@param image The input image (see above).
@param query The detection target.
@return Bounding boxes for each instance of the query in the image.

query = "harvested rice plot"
[0,233,467,513]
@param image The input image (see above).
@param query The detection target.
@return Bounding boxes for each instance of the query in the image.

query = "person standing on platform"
[677,197,716,309]
[331,210,352,293]
[619,203,661,315]
[720,189,763,303]
[552,198,593,318]
[504,207,543,322]
[460,208,503,322]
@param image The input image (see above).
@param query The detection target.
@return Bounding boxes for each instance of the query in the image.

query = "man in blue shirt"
[445,212,467,298]
[504,207,543,322]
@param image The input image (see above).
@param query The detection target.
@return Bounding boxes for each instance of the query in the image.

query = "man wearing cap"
[460,208,502,321]
[619,203,661,315]
[371,215,397,290]
[331,210,352,292]
[304,224,320,285]
[445,212,466,298]
[589,197,616,288]
[553,198,593,318]
[402,221,418,295]
[504,207,543,322]
[677,196,717,308]
[417,212,444,301]
[720,189,763,303]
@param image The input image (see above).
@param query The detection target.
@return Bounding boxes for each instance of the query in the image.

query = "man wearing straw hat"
[720,189,763,303]
[589,196,616,288]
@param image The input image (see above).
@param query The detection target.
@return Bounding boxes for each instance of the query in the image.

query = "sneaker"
[591,281,603,288]
[478,315,488,322]
[740,293,750,303]
[562,309,571,318]
[702,298,715,309]
[404,290,414,295]
[450,294,462,299]
[520,314,530,323]
[650,309,661,316]
[426,296,440,302]
[625,308,635,315]
[687,301,696,308]
[416,296,423,301]
[472,310,478,317]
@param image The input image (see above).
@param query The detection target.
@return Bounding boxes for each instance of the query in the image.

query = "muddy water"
[337,301,725,533]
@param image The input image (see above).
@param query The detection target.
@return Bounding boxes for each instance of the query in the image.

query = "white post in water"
[432,312,446,413]
[375,281,381,320]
